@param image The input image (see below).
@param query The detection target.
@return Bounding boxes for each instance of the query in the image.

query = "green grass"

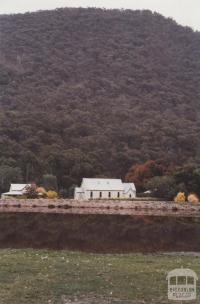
[0,249,199,303]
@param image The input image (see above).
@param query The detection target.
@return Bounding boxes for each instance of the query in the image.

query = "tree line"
[126,160,200,200]
[0,8,200,193]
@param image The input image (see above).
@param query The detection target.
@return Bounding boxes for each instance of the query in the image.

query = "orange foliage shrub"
[174,192,186,203]
[188,193,199,204]
[36,187,46,194]
[36,187,47,198]
[47,190,58,199]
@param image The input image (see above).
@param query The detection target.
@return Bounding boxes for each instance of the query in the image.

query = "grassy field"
[0,249,199,303]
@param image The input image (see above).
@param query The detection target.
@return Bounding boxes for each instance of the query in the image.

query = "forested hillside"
[0,8,200,191]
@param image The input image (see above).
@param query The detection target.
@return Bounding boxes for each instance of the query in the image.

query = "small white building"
[74,178,136,200]
[1,184,31,199]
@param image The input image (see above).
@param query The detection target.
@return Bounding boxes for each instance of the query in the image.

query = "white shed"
[1,184,31,199]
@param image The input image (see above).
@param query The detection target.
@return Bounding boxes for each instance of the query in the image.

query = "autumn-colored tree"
[125,160,169,192]
[187,193,199,204]
[174,192,186,203]
[47,190,58,199]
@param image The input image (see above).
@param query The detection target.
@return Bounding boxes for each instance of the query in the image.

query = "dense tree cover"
[145,164,200,200]
[0,8,200,192]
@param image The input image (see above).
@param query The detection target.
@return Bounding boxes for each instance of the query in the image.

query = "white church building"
[74,178,136,200]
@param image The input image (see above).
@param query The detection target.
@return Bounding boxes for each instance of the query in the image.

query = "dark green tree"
[42,174,58,191]
[59,189,68,198]
[146,176,177,200]
[0,165,22,193]
[174,164,200,196]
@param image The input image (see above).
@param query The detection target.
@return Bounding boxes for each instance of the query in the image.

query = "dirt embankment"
[0,212,199,252]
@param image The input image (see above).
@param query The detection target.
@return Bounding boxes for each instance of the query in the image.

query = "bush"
[59,189,68,198]
[174,192,186,203]
[188,193,199,204]
[36,187,47,198]
[24,184,38,199]
[47,190,58,199]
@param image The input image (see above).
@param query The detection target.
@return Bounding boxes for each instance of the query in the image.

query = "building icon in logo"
[167,268,198,301]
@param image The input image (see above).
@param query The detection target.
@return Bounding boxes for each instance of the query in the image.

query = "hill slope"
[0,8,200,188]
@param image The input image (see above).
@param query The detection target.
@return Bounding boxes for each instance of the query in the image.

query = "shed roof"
[10,184,31,191]
[81,178,124,191]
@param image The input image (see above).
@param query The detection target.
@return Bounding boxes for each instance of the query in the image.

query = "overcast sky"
[0,0,199,31]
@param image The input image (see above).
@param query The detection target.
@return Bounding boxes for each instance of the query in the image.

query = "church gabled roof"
[81,178,124,191]
[123,183,136,193]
